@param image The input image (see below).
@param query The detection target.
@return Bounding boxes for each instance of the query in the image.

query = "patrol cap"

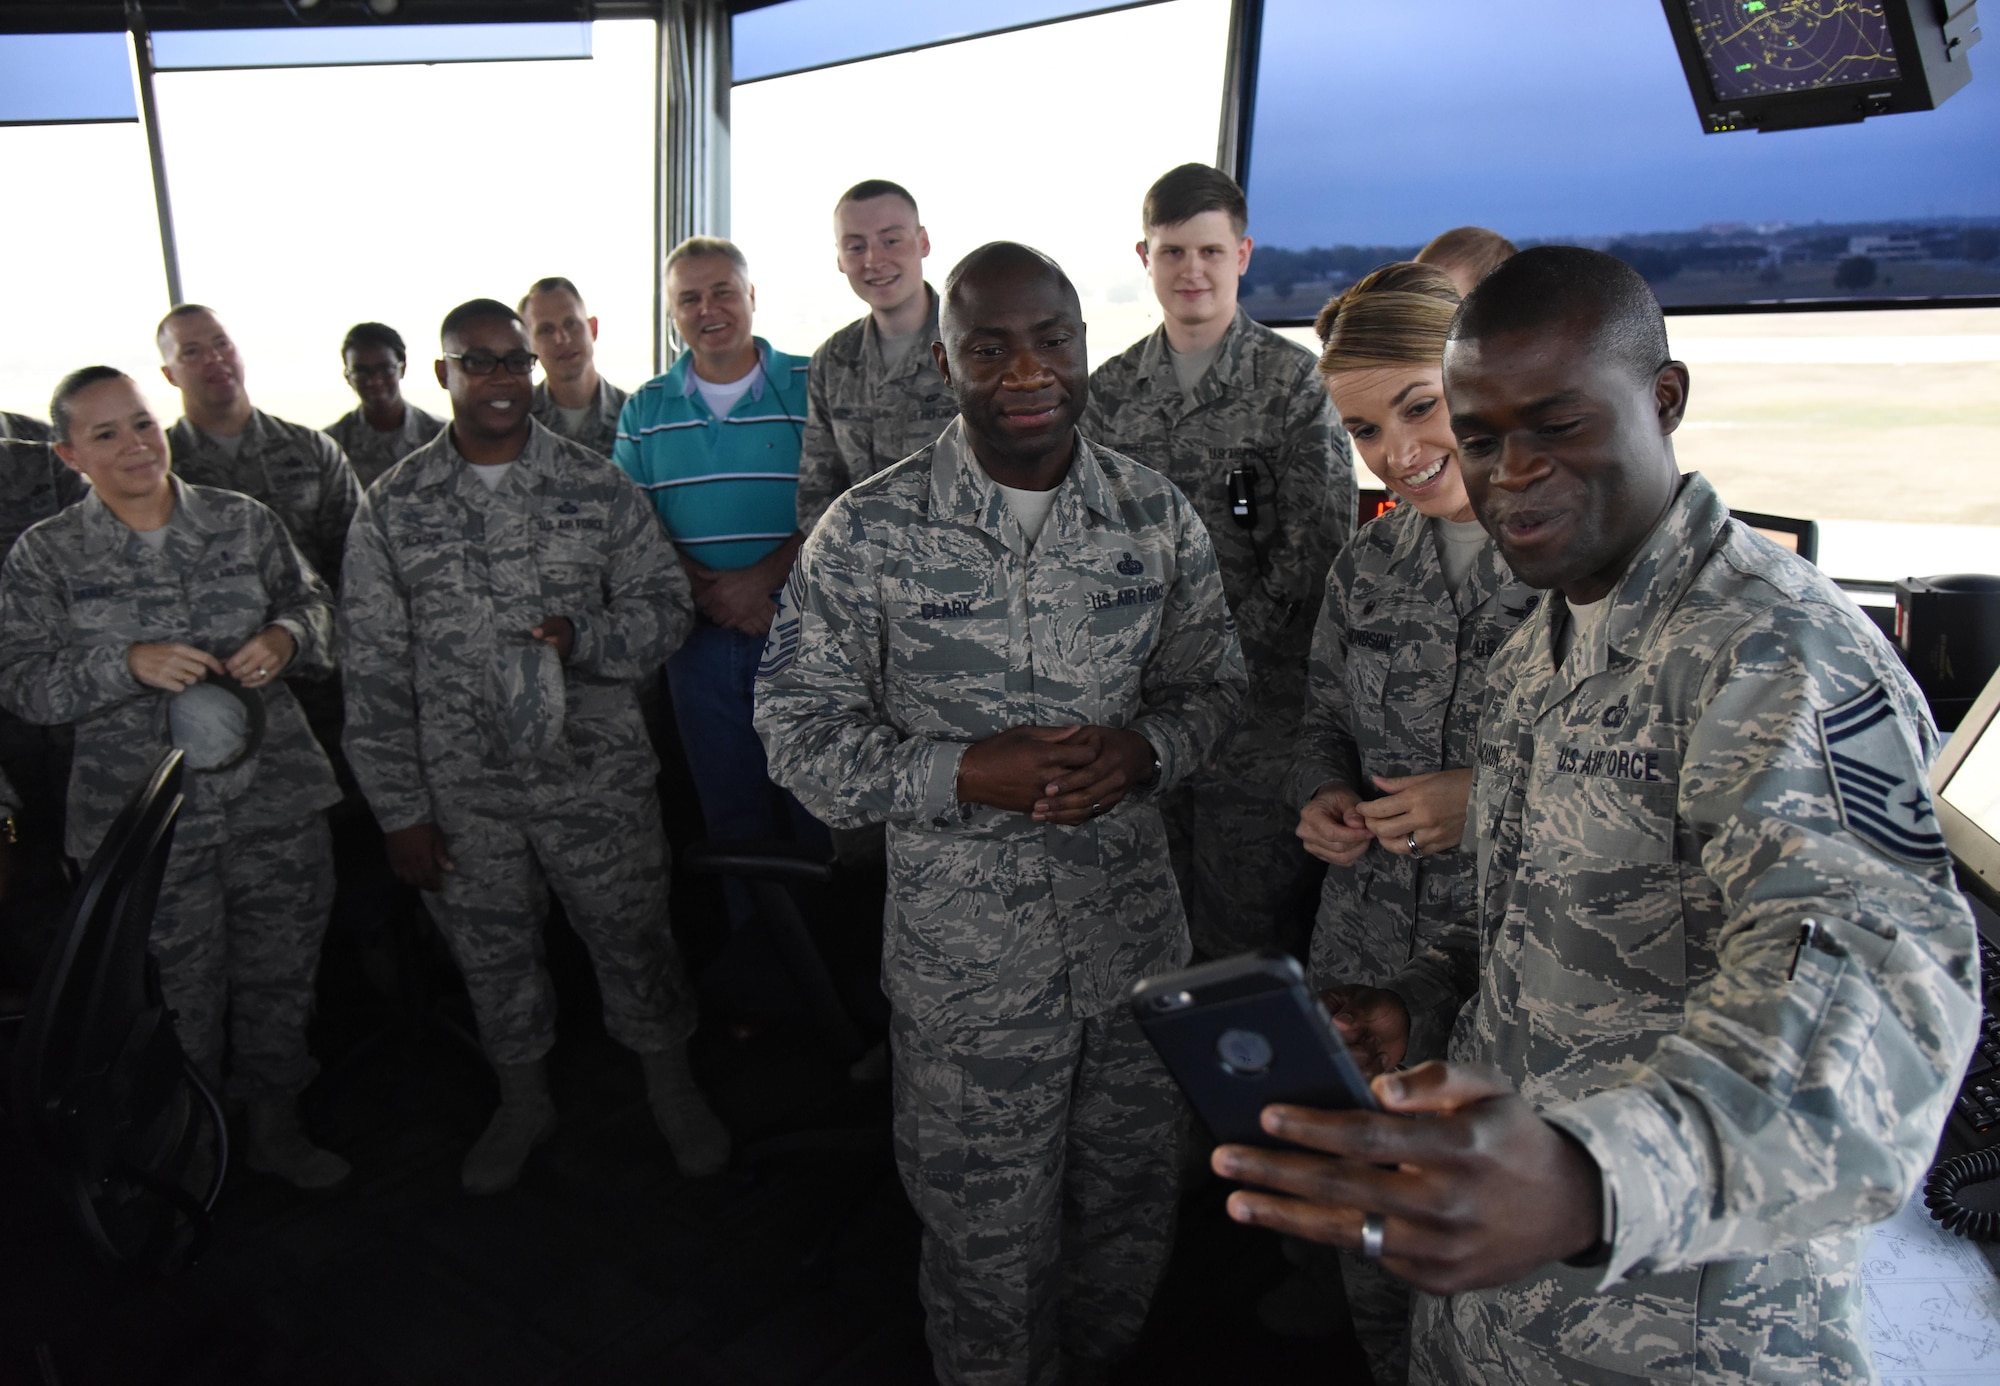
[167,673,266,773]
[488,637,567,762]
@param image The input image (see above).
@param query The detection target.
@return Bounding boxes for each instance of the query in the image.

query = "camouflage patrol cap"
[488,637,567,762]
[167,673,266,773]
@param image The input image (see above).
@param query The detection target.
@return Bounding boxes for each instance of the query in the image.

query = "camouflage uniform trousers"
[891,1005,1186,1386]
[151,812,335,1100]
[1161,701,1322,960]
[424,786,696,1066]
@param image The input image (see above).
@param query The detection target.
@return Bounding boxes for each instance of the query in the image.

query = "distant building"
[1848,234,1925,261]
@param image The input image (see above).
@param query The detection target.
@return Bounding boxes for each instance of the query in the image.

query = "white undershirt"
[1556,592,1612,668]
[995,482,1061,546]
[693,362,763,419]
[1434,517,1487,590]
[470,461,514,492]
[200,428,244,460]
[554,402,593,434]
[135,524,171,552]
[1169,338,1225,396]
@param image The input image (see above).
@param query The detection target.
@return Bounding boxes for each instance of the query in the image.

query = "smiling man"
[613,237,825,926]
[794,179,955,533]
[520,277,628,459]
[1210,247,1978,1385]
[1083,163,1353,962]
[159,304,362,588]
[757,242,1246,1386]
[325,321,446,489]
[339,298,727,1195]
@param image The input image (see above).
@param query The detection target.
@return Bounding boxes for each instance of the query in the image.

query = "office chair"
[680,837,893,1283]
[8,751,228,1273]
[1731,508,1820,566]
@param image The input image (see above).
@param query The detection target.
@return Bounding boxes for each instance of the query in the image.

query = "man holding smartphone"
[1208,248,1978,1384]
[755,242,1245,1386]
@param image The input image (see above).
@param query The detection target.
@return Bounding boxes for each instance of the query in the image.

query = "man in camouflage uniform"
[1,417,89,922]
[325,321,447,489]
[0,368,349,1186]
[1082,163,1352,959]
[795,179,955,534]
[339,299,727,1195]
[521,277,628,458]
[1210,248,1979,1386]
[158,305,363,587]
[757,243,1246,1386]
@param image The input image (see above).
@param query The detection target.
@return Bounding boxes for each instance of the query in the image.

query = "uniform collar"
[861,285,941,379]
[665,338,775,406]
[926,416,1115,543]
[174,406,270,454]
[532,374,616,419]
[79,473,216,558]
[1136,306,1258,410]
[409,415,561,493]
[1527,471,1722,708]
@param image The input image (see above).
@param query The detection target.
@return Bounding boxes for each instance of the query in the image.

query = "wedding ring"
[1091,802,1104,815]
[1405,832,1421,857]
[1362,1212,1386,1261]
[256,668,268,677]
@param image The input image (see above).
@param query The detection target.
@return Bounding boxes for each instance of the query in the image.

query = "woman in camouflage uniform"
[0,367,349,1190]
[1274,263,1540,1382]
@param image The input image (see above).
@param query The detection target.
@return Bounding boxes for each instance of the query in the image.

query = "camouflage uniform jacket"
[794,285,954,533]
[325,402,447,491]
[339,419,693,835]
[0,479,341,861]
[1403,474,1978,1384]
[2,412,52,443]
[755,418,1248,1050]
[2,436,89,563]
[1080,308,1352,725]
[168,409,362,587]
[530,375,629,459]
[1279,503,1537,1031]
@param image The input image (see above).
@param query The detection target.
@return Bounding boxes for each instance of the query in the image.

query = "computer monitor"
[1935,662,2000,912]
[1659,0,1980,134]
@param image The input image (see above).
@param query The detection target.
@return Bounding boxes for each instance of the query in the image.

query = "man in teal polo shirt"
[614,237,828,907]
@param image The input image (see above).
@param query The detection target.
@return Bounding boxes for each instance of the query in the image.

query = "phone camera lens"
[1217,1028,1274,1077]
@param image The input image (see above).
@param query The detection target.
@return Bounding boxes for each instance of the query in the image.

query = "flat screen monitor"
[1937,664,2000,910]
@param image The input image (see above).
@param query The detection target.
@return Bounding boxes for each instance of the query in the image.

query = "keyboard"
[1946,932,2000,1150]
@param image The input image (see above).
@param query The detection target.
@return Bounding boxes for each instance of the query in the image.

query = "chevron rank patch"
[1818,684,1950,866]
[756,561,806,680]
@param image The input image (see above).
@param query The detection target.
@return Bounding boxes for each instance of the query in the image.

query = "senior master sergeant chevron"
[1210,247,1981,1385]
[756,242,1246,1386]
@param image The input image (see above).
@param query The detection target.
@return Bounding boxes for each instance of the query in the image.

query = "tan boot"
[461,1060,556,1195]
[246,1096,352,1190]
[640,1045,731,1177]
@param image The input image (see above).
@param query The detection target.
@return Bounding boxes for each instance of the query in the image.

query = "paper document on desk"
[1865,1188,2000,1382]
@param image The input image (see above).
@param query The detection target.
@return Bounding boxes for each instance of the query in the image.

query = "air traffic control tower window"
[731,0,1235,367]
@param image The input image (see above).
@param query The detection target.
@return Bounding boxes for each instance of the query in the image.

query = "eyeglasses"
[444,350,538,376]
[345,362,401,382]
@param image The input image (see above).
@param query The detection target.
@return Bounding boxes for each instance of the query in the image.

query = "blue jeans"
[665,620,830,927]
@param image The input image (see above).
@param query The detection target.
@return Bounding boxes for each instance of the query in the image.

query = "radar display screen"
[1683,0,1902,101]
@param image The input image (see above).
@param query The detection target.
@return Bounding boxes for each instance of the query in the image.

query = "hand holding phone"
[1129,951,1379,1148]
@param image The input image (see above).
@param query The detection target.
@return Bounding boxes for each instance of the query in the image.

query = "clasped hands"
[128,624,297,692]
[1209,984,1604,1295]
[956,724,1155,824]
[1297,768,1472,865]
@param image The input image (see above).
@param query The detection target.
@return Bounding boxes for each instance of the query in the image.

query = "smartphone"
[1130,951,1379,1148]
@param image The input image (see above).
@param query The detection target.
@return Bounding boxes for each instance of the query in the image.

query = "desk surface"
[1864,1189,2000,1381]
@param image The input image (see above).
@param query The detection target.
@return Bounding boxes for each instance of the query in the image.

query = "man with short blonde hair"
[519,277,627,457]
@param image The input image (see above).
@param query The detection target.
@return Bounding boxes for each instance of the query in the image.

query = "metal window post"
[659,0,731,370]
[126,0,183,307]
[1215,0,1263,182]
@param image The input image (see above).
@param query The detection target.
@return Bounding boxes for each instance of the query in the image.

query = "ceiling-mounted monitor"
[1660,0,1981,133]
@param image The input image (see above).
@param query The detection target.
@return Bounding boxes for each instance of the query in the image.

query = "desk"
[1865,1188,2000,1381]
